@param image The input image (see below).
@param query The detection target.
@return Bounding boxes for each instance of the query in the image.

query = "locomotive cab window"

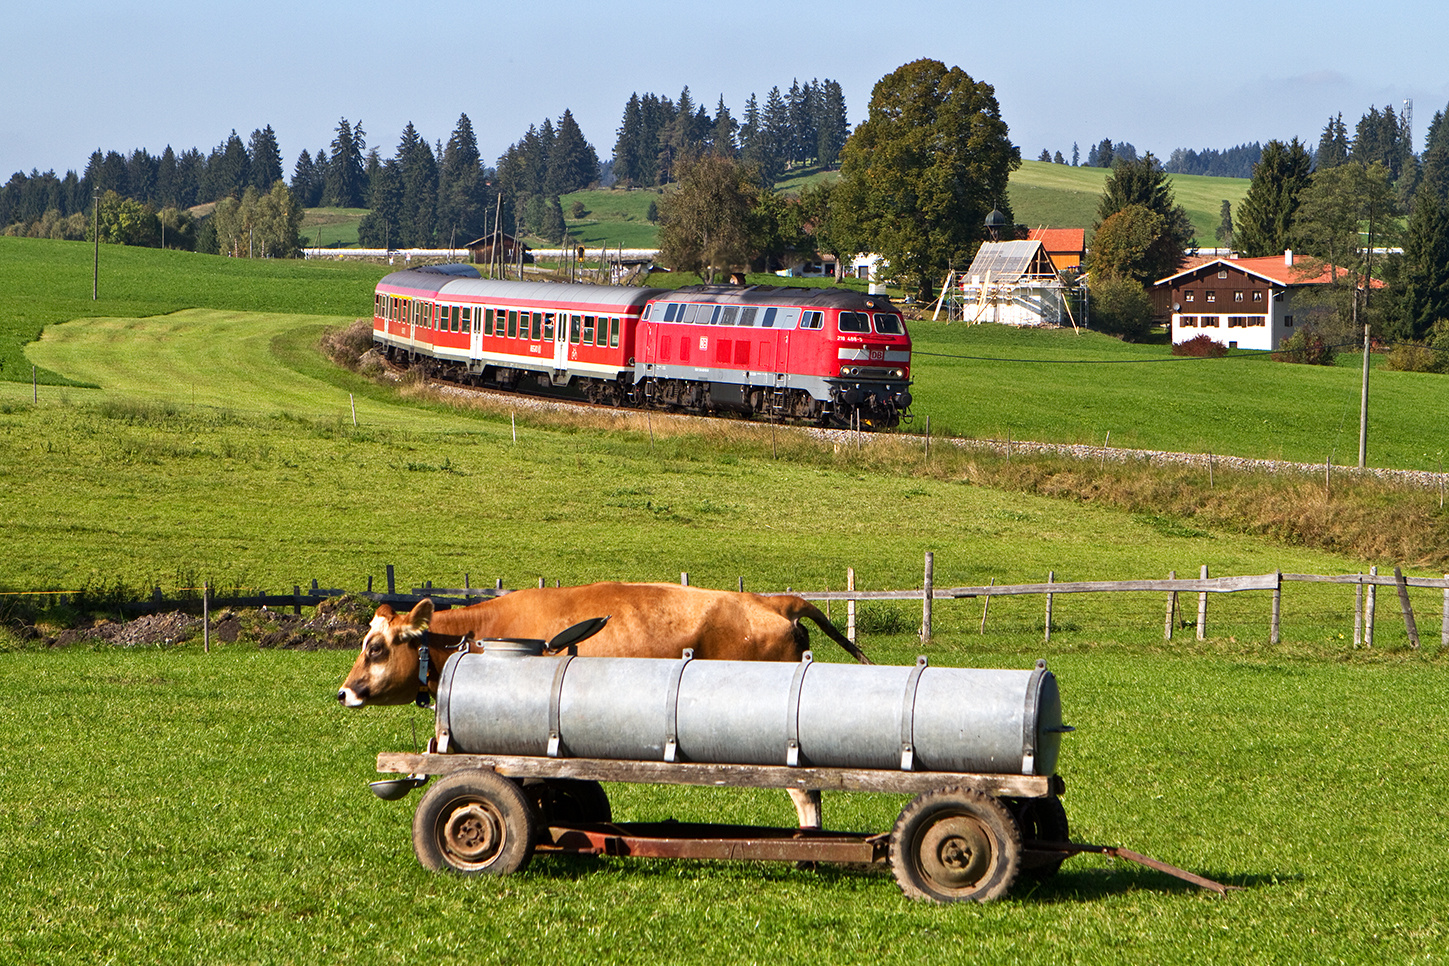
[873,313,904,335]
[838,312,870,333]
[802,311,824,330]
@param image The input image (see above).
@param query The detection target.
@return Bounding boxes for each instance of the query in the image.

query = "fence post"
[1441,574,1448,649]
[847,567,857,645]
[387,565,395,596]
[1271,570,1282,645]
[1394,566,1421,650]
[293,585,302,615]
[1366,566,1377,648]
[681,572,689,587]
[1196,565,1209,640]
[539,577,545,589]
[920,551,933,643]
[1164,570,1176,641]
[203,582,210,654]
[1354,574,1364,646]
[979,577,994,633]
[1044,571,1054,644]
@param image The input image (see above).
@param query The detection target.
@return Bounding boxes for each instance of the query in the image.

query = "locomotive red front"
[372,266,912,428]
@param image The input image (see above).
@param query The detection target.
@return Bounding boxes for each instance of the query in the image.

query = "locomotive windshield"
[873,313,905,335]
[838,312,871,333]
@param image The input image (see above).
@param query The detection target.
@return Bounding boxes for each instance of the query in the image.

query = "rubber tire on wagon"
[1008,795,1070,880]
[889,786,1022,903]
[412,770,538,875]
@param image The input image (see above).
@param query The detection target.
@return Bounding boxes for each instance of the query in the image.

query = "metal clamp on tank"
[546,654,576,758]
[662,649,694,763]
[898,655,930,771]
[784,651,813,767]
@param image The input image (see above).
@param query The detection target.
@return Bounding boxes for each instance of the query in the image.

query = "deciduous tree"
[656,153,757,281]
[832,58,1019,301]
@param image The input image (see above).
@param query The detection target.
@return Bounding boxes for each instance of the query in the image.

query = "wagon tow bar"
[1037,841,1242,895]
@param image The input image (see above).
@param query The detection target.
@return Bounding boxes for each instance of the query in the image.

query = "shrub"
[1172,333,1229,357]
[1088,276,1153,341]
[569,201,587,219]
[1273,327,1337,365]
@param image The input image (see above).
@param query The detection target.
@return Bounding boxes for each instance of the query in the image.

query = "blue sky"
[4,0,1446,183]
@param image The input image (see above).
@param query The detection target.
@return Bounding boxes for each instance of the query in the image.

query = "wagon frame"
[375,750,1231,902]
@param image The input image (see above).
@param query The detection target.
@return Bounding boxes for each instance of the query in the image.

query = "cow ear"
[407,598,434,631]
[374,604,396,620]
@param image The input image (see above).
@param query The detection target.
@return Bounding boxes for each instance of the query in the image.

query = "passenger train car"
[372,265,912,427]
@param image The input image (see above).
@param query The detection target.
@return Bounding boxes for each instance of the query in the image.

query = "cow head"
[337,599,435,707]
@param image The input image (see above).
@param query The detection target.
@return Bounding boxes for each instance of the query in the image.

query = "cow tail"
[786,598,873,665]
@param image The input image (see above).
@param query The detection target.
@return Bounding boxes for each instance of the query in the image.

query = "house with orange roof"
[1153,250,1369,351]
[1027,228,1086,271]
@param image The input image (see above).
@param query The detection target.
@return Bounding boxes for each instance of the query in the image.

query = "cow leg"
[788,788,822,829]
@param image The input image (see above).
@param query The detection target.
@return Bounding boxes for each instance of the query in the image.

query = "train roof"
[662,285,898,311]
[377,268,662,309]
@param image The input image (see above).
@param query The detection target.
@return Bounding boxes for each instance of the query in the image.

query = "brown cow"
[337,582,871,827]
[337,581,870,708]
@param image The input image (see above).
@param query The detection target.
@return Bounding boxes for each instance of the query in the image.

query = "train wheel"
[412,770,537,875]
[519,778,612,825]
[1008,795,1070,880]
[890,786,1021,902]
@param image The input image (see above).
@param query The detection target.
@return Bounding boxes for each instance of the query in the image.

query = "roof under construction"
[964,240,1059,282]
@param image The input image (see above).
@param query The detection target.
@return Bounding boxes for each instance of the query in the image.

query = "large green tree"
[1393,192,1449,339]
[1233,138,1313,257]
[656,153,757,281]
[832,58,1019,301]
[1094,153,1193,281]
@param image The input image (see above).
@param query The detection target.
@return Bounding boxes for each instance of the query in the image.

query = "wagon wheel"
[889,786,1021,903]
[1007,795,1070,880]
[412,770,537,875]
[519,778,612,825]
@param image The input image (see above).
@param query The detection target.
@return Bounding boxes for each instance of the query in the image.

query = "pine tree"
[323,118,366,208]
[546,109,598,195]
[1215,199,1234,248]
[438,113,490,244]
[1095,153,1195,279]
[1233,138,1313,257]
[1397,191,1449,339]
[709,96,738,157]
[208,131,250,201]
[396,123,437,247]
[1421,105,1449,204]
[612,93,646,187]
[816,80,848,168]
[1317,113,1350,170]
[248,125,283,192]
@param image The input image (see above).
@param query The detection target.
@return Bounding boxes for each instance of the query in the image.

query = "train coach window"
[570,315,582,344]
[583,316,595,344]
[610,317,621,347]
[464,307,475,333]
[873,313,904,335]
[761,307,778,327]
[485,309,495,336]
[543,313,555,341]
[531,313,543,341]
[508,310,519,339]
[838,312,870,333]
[801,311,824,330]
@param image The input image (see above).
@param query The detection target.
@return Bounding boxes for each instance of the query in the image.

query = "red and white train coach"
[372,265,913,427]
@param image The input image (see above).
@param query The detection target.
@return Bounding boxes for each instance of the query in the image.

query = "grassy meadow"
[0,239,1446,963]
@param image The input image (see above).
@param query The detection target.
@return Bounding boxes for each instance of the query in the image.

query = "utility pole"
[92,189,99,300]
[1359,321,1370,468]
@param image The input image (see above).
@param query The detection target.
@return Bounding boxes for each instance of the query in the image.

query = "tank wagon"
[371,265,913,428]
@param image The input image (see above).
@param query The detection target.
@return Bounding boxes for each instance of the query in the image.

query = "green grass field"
[301,207,369,249]
[1,240,1446,963]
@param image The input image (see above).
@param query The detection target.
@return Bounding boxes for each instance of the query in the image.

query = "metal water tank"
[435,648,1067,776]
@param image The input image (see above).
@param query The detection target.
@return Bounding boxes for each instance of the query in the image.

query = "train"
[371,265,913,428]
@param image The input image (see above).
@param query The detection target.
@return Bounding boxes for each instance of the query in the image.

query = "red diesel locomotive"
[372,265,913,427]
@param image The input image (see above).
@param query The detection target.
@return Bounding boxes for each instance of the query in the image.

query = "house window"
[1205,291,1216,302]
[1180,316,1198,327]
[1248,316,1266,327]
[1252,291,1264,302]
[1202,317,1220,328]
[1285,315,1294,328]
[1184,291,1195,302]
[1218,270,1229,279]
[1234,291,1244,302]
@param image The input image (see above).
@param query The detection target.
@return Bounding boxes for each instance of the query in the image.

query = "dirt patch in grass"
[35,596,371,650]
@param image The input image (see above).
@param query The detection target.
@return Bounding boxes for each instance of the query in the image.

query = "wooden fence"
[17,557,1446,651]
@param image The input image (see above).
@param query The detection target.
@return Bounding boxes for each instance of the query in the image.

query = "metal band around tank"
[1020,658,1048,774]
[662,649,695,763]
[898,655,930,771]
[784,652,813,767]
[546,654,576,758]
